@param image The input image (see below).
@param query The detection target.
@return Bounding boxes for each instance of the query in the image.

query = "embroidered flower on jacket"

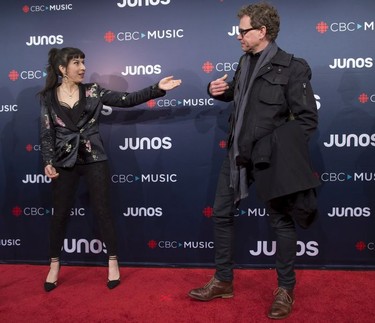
[65,143,72,153]
[44,114,50,129]
[84,140,92,153]
[86,84,98,98]
[55,116,66,127]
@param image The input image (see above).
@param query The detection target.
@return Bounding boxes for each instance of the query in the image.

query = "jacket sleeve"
[40,97,56,166]
[97,83,166,108]
[286,58,318,140]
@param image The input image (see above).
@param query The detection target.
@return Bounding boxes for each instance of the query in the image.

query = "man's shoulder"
[275,49,310,69]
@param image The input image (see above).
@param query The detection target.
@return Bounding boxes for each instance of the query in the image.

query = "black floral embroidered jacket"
[40,82,166,168]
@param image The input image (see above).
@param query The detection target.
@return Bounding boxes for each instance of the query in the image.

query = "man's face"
[237,15,266,54]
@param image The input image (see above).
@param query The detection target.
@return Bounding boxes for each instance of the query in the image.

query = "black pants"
[213,156,297,289]
[49,161,117,258]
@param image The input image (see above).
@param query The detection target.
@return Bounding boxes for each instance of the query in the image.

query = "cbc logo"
[321,173,350,182]
[9,70,46,81]
[330,22,374,32]
[217,62,238,72]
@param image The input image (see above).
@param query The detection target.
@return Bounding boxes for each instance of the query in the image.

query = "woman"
[39,47,181,292]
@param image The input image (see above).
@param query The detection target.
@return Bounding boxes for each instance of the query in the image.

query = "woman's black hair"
[38,47,85,97]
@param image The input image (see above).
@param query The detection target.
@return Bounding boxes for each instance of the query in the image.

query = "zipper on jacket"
[302,82,307,106]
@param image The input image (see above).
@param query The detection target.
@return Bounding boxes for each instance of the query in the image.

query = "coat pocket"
[259,74,288,105]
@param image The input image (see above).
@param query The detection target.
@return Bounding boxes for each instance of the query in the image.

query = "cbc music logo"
[111,173,177,184]
[202,205,269,218]
[150,98,215,109]
[202,60,238,74]
[323,133,375,148]
[119,137,172,151]
[8,69,47,81]
[117,0,171,8]
[0,104,18,113]
[11,206,85,217]
[104,29,183,43]
[358,92,375,104]
[147,240,214,249]
[327,207,371,218]
[22,4,73,13]
[0,238,22,247]
[320,172,375,182]
[123,207,163,217]
[249,241,319,257]
[316,20,375,33]
[355,241,374,252]
[63,238,107,254]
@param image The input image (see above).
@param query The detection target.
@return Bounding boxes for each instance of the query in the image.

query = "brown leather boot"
[188,276,233,301]
[267,287,294,319]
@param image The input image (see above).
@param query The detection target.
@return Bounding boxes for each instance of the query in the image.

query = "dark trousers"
[49,161,117,259]
[213,156,297,289]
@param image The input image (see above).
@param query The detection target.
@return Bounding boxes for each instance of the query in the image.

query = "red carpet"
[0,265,374,322]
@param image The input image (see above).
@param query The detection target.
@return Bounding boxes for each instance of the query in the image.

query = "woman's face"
[62,57,85,84]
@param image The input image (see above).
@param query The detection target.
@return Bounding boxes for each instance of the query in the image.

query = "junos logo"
[63,238,107,254]
[119,137,172,150]
[328,207,371,217]
[123,207,163,217]
[323,134,375,147]
[121,64,161,76]
[26,35,63,46]
[22,174,51,184]
[329,57,373,69]
[249,241,319,256]
[117,0,171,8]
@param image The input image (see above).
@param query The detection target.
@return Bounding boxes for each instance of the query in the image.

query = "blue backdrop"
[0,0,374,269]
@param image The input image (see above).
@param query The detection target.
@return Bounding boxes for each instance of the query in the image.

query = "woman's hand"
[158,76,182,91]
[44,164,59,179]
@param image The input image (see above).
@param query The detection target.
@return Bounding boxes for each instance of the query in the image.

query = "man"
[188,3,319,320]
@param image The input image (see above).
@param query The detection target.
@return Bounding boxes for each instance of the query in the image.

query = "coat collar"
[257,49,293,76]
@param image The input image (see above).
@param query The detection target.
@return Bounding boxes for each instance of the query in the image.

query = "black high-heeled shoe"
[107,255,120,290]
[44,257,60,292]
